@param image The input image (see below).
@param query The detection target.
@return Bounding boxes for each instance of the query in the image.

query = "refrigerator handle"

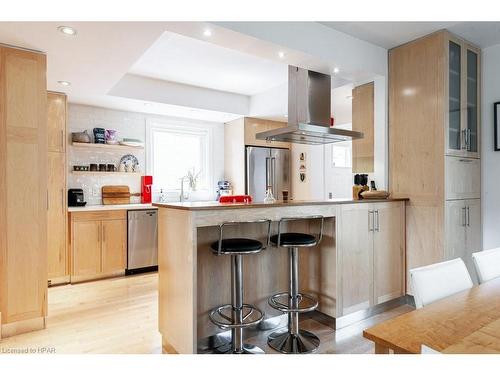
[271,157,277,197]
[265,157,271,191]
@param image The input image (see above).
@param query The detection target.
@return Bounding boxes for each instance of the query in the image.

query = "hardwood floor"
[0,273,413,354]
[0,273,161,354]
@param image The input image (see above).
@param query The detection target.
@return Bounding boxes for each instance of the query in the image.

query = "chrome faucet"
[179,176,188,202]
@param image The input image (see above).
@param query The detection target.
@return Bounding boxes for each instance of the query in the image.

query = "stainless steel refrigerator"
[246,146,290,202]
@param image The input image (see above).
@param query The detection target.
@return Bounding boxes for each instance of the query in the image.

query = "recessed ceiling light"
[203,29,212,37]
[58,80,71,87]
[333,67,340,74]
[278,51,285,59]
[57,26,77,36]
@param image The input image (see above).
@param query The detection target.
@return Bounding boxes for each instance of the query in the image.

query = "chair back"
[472,247,500,284]
[410,258,473,309]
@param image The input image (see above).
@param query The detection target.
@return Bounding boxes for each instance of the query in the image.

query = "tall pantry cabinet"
[389,30,481,291]
[0,45,48,337]
[47,92,68,285]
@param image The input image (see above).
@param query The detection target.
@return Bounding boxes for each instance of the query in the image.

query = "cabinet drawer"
[445,156,480,200]
[71,210,126,222]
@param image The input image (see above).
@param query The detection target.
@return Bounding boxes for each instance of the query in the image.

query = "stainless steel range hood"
[256,66,363,145]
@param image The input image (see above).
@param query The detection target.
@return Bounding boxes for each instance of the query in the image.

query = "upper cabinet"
[47,92,67,153]
[352,82,375,173]
[243,117,290,149]
[446,36,481,158]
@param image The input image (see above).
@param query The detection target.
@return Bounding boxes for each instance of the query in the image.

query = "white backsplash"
[68,104,146,206]
[68,104,224,205]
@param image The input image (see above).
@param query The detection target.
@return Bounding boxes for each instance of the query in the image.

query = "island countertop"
[153,197,409,211]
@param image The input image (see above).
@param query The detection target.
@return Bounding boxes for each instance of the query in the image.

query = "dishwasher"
[126,209,158,275]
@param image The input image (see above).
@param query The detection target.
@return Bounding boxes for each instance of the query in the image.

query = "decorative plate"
[119,154,139,168]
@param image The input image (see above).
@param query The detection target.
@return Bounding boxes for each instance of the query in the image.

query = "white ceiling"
[321,22,500,49]
[130,31,288,96]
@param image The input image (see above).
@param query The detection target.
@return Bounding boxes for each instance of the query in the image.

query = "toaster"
[68,189,87,207]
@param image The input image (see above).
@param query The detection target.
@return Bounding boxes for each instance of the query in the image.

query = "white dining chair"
[472,247,500,284]
[421,344,441,354]
[410,258,473,309]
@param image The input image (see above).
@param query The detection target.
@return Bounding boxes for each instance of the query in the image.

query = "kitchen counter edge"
[152,198,409,211]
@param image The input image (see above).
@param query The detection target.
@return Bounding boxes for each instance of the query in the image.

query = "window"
[147,120,211,192]
[331,141,352,168]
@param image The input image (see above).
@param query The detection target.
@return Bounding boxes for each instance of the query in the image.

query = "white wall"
[68,104,224,205]
[481,43,500,249]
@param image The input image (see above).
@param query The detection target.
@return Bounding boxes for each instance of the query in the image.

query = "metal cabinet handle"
[462,206,466,227]
[375,210,380,232]
[467,206,470,227]
[368,210,374,232]
[461,129,467,150]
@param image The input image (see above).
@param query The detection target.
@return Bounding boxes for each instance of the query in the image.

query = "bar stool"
[209,219,272,354]
[267,215,324,354]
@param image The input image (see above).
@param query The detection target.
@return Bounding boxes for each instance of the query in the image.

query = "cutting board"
[102,185,141,205]
[360,190,391,199]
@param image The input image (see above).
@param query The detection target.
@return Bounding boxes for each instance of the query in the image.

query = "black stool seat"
[210,238,263,254]
[270,233,317,247]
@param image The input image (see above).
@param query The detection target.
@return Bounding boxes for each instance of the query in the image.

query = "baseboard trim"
[70,270,125,284]
[48,275,71,287]
[1,316,45,338]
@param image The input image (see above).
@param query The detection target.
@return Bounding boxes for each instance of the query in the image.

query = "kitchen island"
[154,198,408,354]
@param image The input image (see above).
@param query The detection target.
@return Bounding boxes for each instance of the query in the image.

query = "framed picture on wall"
[495,102,500,150]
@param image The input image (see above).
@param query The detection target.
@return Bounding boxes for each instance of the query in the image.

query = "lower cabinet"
[338,201,405,316]
[445,199,481,283]
[71,210,127,280]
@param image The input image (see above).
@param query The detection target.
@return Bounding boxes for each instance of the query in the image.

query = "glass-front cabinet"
[446,36,481,158]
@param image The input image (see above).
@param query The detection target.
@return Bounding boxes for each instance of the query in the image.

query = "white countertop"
[68,203,157,212]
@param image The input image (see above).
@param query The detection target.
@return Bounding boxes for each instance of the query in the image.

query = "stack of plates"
[120,138,144,147]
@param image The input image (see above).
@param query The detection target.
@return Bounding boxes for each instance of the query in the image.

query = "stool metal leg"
[268,247,320,354]
[216,254,264,354]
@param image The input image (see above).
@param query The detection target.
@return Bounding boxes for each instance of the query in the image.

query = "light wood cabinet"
[47,92,67,153]
[0,46,47,331]
[72,220,102,277]
[389,30,482,293]
[47,152,67,280]
[101,219,127,273]
[71,211,127,281]
[352,82,374,173]
[47,92,68,284]
[445,156,480,200]
[243,117,290,149]
[445,199,481,283]
[338,201,405,316]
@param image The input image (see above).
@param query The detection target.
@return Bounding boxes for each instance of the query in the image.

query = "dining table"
[363,277,500,354]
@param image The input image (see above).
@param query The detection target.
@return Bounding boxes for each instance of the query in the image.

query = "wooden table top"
[363,277,500,354]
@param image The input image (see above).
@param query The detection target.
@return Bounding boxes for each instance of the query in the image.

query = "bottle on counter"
[263,187,276,204]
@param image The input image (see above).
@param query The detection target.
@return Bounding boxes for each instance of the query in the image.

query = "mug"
[99,164,106,172]
[89,164,98,171]
[107,164,116,172]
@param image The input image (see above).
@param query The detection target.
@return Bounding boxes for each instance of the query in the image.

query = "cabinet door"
[465,199,481,283]
[373,203,405,304]
[445,156,480,200]
[339,204,373,315]
[464,46,480,158]
[72,220,101,277]
[444,200,467,262]
[244,118,290,149]
[446,39,463,155]
[352,82,374,173]
[47,152,67,279]
[47,92,66,153]
[101,219,127,273]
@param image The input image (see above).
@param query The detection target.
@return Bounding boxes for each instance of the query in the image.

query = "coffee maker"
[216,180,232,200]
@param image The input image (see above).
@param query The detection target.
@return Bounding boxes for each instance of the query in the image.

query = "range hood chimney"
[256,66,363,145]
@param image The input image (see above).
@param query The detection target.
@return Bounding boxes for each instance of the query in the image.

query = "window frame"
[146,118,214,194]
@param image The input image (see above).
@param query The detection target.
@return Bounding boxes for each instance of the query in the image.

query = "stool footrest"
[209,303,264,329]
[268,292,318,313]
